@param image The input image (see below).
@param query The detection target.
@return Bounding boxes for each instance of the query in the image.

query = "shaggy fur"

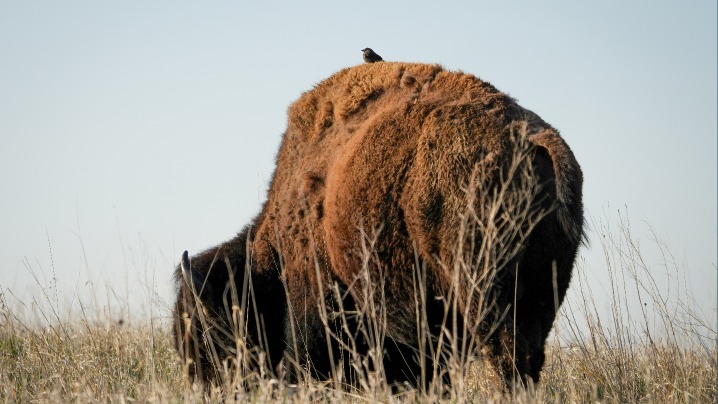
[173,62,584,389]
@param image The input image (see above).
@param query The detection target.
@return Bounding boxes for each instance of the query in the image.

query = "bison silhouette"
[173,62,584,391]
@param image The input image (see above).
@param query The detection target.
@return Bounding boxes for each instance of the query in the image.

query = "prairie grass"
[1,129,715,404]
[1,213,714,403]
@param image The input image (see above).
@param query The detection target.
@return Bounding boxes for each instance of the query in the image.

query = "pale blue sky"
[0,1,715,326]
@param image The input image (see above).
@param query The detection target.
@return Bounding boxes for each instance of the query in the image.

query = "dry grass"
[3,221,714,403]
[1,242,715,403]
[1,137,715,402]
[0,317,181,401]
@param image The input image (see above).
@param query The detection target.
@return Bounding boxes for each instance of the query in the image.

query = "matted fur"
[173,62,584,390]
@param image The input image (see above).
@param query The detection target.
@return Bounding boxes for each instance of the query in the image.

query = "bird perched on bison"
[173,62,584,391]
[361,47,383,63]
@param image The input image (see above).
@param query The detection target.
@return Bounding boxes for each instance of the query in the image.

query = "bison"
[173,62,584,391]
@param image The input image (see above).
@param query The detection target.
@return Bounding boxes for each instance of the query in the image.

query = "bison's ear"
[180,250,208,296]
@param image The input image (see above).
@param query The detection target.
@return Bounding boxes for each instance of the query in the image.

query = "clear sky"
[1,1,715,327]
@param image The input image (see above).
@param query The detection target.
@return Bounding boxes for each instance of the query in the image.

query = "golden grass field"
[1,216,715,403]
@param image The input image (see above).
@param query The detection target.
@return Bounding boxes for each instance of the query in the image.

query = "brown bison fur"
[173,62,584,390]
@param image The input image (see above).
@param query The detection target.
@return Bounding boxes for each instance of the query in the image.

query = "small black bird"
[361,48,383,63]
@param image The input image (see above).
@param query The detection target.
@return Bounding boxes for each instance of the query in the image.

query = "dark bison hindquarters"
[173,62,584,389]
